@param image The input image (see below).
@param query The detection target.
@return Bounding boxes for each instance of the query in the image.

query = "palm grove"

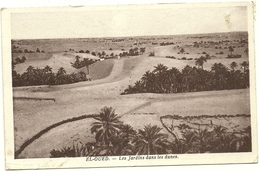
[122,57,249,94]
[11,56,96,87]
[50,106,251,157]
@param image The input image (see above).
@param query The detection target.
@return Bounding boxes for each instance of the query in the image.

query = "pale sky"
[11,5,248,39]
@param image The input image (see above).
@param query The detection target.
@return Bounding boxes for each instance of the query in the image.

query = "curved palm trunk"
[86,66,90,75]
[105,121,110,147]
[147,143,150,155]
[160,117,179,141]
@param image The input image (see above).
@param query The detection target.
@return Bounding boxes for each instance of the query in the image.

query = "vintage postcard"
[2,1,257,170]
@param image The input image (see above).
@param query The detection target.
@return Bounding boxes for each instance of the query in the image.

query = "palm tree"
[109,124,136,155]
[140,47,146,55]
[153,63,168,74]
[83,58,95,75]
[230,62,238,71]
[21,56,26,62]
[228,46,234,55]
[171,130,197,154]
[238,126,252,152]
[25,65,35,85]
[43,65,53,85]
[244,48,249,55]
[210,63,229,90]
[133,124,169,155]
[26,65,34,73]
[241,61,249,73]
[72,55,81,68]
[182,65,196,92]
[214,133,238,153]
[153,64,168,92]
[55,67,67,84]
[33,68,45,85]
[194,68,211,91]
[195,56,207,69]
[78,71,87,81]
[141,71,158,92]
[101,51,106,58]
[213,125,227,137]
[240,61,250,88]
[57,67,66,75]
[44,65,52,74]
[91,107,123,146]
[75,55,80,61]
[167,67,182,93]
[194,129,213,153]
[69,73,77,83]
[109,133,134,155]
[180,47,185,54]
[97,52,101,58]
[134,80,144,93]
[164,70,177,93]
[120,124,136,140]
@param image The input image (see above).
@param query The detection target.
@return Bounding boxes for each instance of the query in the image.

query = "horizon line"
[11,31,248,40]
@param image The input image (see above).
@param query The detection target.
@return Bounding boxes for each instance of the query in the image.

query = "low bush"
[13,56,26,64]
[227,54,242,58]
[149,52,155,56]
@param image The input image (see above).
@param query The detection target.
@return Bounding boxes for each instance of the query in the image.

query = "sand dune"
[16,89,250,158]
[14,52,99,74]
[12,45,250,158]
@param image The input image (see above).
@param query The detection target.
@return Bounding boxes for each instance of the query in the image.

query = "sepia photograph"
[1,1,257,170]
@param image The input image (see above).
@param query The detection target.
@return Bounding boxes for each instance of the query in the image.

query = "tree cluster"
[119,47,146,57]
[12,46,45,53]
[71,56,97,69]
[166,56,176,59]
[13,56,26,65]
[89,51,116,59]
[77,47,146,59]
[160,42,174,46]
[36,48,45,53]
[12,65,88,87]
[122,61,249,94]
[112,39,125,42]
[50,106,251,157]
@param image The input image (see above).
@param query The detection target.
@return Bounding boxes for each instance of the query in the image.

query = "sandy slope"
[14,52,100,74]
[17,89,250,158]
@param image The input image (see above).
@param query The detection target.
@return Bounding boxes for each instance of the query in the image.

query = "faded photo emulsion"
[2,2,257,170]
